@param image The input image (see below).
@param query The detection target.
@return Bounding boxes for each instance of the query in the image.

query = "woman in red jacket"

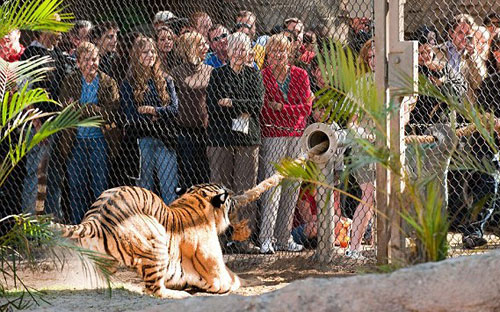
[259,33,313,254]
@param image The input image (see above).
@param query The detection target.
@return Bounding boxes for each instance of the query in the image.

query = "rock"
[144,250,500,312]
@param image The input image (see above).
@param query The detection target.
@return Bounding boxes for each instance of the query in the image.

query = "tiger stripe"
[52,184,241,298]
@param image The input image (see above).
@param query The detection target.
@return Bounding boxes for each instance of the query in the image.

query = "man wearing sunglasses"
[205,24,230,68]
[234,10,265,69]
[484,13,500,37]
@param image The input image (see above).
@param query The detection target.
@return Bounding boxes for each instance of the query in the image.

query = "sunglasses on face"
[211,33,228,42]
[235,22,252,30]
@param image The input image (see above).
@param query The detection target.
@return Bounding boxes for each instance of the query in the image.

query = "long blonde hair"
[128,36,170,105]
[175,32,205,65]
[357,38,374,72]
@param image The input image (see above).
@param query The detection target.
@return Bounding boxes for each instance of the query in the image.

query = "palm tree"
[0,0,107,309]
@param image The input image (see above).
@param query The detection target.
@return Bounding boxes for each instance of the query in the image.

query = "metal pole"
[374,0,390,265]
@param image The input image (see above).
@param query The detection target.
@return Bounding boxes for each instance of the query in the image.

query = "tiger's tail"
[51,222,95,239]
[35,152,49,216]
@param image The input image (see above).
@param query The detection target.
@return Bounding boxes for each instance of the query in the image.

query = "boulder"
[145,250,500,312]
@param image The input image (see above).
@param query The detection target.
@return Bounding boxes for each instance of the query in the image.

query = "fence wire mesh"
[404,0,500,257]
[1,0,500,271]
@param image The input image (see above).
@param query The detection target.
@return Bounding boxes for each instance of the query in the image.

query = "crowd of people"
[1,7,500,261]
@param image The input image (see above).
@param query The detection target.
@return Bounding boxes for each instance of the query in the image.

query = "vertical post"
[374,0,390,265]
[378,0,418,263]
[314,161,340,262]
[387,0,418,262]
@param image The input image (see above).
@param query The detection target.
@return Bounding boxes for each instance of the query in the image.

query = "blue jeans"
[138,137,178,204]
[67,137,109,224]
[21,135,63,218]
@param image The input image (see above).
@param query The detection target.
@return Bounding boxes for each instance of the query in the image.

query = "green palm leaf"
[0,0,73,38]
[0,56,55,95]
[0,103,100,186]
[315,40,384,136]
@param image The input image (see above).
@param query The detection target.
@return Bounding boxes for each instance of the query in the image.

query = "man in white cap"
[153,10,189,36]
[153,11,176,32]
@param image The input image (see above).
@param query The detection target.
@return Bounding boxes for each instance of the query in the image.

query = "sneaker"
[236,241,261,254]
[260,238,275,254]
[463,235,488,249]
[275,240,304,252]
[345,250,367,261]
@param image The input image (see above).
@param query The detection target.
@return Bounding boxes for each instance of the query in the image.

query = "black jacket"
[121,77,179,148]
[20,44,73,115]
[473,73,500,162]
[206,64,264,147]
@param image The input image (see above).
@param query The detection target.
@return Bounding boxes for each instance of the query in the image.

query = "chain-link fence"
[2,0,500,271]
[403,0,500,257]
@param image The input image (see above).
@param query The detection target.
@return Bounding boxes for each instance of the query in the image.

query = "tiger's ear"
[175,187,187,196]
[211,192,228,208]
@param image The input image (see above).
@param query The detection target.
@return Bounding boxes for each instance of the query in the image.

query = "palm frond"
[0,104,100,186]
[1,87,55,130]
[0,0,73,38]
[316,40,384,138]
[400,180,449,262]
[0,214,113,300]
[0,56,55,97]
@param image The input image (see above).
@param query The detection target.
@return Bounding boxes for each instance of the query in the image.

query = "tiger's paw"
[230,219,251,242]
[153,288,192,299]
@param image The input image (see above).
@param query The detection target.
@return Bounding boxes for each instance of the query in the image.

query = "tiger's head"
[175,183,234,233]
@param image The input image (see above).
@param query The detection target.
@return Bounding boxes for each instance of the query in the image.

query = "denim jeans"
[67,137,109,224]
[21,135,63,218]
[138,137,178,204]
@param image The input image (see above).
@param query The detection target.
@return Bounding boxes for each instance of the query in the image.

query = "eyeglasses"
[235,22,252,30]
[211,33,228,42]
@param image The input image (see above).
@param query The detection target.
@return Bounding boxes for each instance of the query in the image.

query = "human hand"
[137,106,157,116]
[313,108,326,122]
[218,98,232,107]
[429,76,443,87]
[269,101,283,111]
[33,118,42,131]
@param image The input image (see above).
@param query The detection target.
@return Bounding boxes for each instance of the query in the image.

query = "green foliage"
[401,180,450,262]
[0,0,74,38]
[276,38,498,265]
[0,56,101,187]
[0,215,114,310]
[0,1,109,309]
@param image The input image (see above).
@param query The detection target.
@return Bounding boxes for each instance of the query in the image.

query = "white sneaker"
[260,238,275,254]
[275,239,304,252]
[345,250,367,261]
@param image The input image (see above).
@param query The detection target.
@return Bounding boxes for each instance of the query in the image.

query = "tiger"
[52,183,243,299]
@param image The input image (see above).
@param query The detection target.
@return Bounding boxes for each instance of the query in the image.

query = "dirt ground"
[3,234,498,311]
[1,250,364,312]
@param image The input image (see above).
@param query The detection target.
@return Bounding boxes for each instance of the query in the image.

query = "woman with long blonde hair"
[120,36,179,203]
[170,32,213,188]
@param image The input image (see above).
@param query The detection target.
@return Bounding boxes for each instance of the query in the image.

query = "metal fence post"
[376,0,418,264]
[374,0,390,265]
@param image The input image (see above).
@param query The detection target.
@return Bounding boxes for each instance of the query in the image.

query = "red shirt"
[0,45,25,62]
[300,50,316,64]
[260,65,313,137]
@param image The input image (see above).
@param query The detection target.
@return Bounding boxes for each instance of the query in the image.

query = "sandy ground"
[2,233,498,311]
[1,250,361,312]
